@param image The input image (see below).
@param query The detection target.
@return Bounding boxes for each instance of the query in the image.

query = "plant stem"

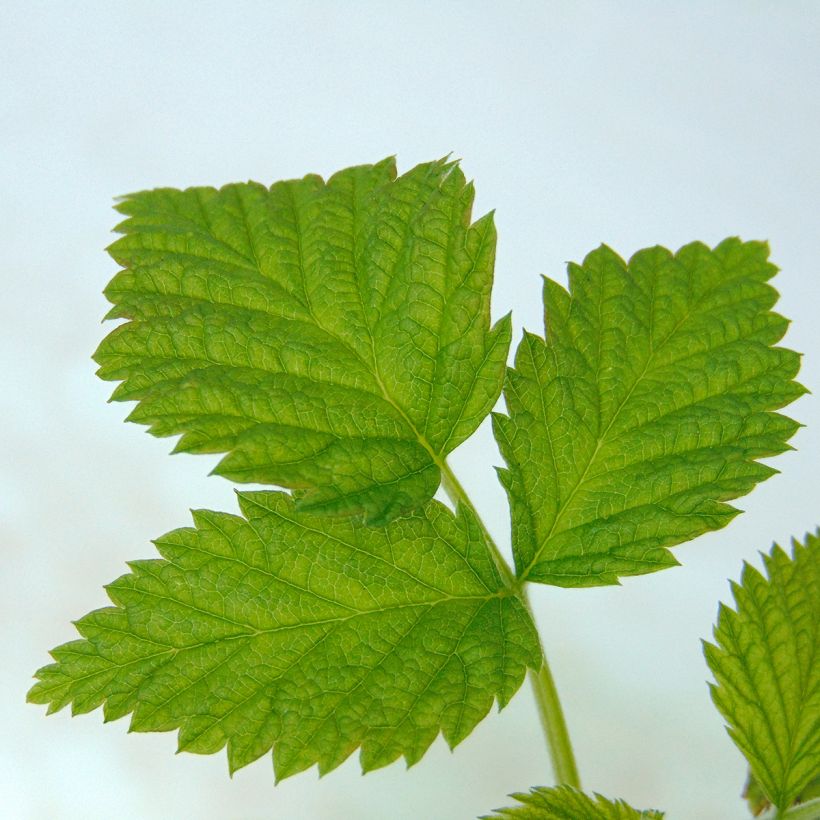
[438,458,516,587]
[528,629,581,789]
[439,458,580,788]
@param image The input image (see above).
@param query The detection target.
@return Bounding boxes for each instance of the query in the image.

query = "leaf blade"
[96,158,510,523]
[28,493,540,779]
[704,531,820,810]
[482,785,664,819]
[495,239,804,586]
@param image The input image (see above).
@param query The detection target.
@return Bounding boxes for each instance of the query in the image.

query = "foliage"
[29,493,539,778]
[705,532,819,813]
[482,785,664,818]
[29,157,814,818]
[95,158,509,525]
[495,239,803,586]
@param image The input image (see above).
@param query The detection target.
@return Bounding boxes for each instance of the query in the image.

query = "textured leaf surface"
[494,239,803,586]
[96,158,510,523]
[482,785,664,819]
[28,493,539,778]
[704,531,820,810]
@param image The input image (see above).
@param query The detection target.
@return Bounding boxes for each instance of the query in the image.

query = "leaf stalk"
[527,618,582,789]
[438,458,516,588]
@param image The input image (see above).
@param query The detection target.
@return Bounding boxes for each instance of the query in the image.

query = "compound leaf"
[482,785,664,819]
[28,492,539,779]
[96,157,510,524]
[704,531,820,811]
[494,239,804,586]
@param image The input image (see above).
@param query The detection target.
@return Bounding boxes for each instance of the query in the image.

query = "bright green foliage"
[494,239,803,586]
[31,151,812,804]
[704,531,819,811]
[96,158,510,524]
[28,492,540,778]
[482,785,664,819]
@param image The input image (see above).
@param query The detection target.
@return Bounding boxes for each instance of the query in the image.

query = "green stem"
[528,636,581,788]
[439,458,580,788]
[438,458,516,587]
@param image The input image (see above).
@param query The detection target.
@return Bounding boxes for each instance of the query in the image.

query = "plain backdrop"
[2,3,818,819]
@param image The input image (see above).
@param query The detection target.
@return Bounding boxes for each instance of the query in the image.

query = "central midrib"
[517,278,704,584]
[279,179,439,464]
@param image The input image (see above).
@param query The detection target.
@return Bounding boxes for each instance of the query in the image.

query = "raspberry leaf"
[28,493,540,778]
[482,785,664,819]
[494,240,804,586]
[97,158,510,524]
[704,531,820,811]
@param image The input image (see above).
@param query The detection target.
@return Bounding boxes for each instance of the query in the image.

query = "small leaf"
[28,493,540,779]
[494,239,804,586]
[482,785,664,819]
[704,531,820,811]
[96,158,510,523]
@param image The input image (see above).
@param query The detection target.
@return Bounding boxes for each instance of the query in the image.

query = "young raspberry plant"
[29,158,816,818]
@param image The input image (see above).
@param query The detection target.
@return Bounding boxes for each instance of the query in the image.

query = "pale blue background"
[2,3,819,819]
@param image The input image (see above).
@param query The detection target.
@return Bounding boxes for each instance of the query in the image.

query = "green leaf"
[28,492,539,779]
[704,531,820,811]
[493,239,804,586]
[482,785,664,819]
[96,157,510,524]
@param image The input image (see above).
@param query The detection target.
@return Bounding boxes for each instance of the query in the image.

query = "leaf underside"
[482,785,664,819]
[494,239,804,587]
[28,493,540,779]
[96,157,510,524]
[704,530,820,811]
